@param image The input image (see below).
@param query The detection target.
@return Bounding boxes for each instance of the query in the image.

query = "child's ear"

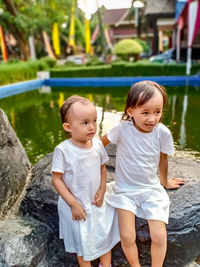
[127,107,133,117]
[63,122,71,132]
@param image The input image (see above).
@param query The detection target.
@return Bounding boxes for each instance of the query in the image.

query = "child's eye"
[156,111,161,114]
[142,112,148,115]
[82,121,88,125]
[94,119,97,123]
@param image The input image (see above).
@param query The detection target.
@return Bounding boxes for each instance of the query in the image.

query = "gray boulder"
[20,153,59,232]
[166,157,200,266]
[20,144,200,266]
[0,217,53,267]
[0,109,31,217]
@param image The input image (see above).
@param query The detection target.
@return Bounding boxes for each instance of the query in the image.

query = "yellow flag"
[0,26,8,62]
[69,0,76,47]
[52,23,61,56]
[85,19,91,54]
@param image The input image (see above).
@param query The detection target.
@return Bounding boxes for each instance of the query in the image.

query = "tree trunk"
[152,17,158,55]
[3,0,30,60]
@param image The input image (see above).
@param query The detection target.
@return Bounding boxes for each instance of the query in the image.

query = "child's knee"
[151,230,167,246]
[120,230,136,247]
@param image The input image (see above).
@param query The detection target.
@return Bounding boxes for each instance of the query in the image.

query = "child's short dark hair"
[122,80,167,121]
[60,95,91,123]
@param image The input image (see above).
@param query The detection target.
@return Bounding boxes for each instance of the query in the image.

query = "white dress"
[51,138,120,261]
[105,121,174,224]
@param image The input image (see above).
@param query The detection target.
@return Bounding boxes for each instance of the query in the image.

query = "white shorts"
[105,182,170,224]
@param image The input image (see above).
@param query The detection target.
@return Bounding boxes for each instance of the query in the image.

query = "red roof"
[103,9,128,25]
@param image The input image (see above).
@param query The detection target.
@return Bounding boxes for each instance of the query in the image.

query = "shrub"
[86,56,104,66]
[0,57,56,85]
[64,61,77,67]
[40,57,57,68]
[134,39,150,53]
[113,39,143,61]
[50,62,200,78]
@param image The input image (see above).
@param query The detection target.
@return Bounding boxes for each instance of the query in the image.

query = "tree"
[90,5,106,57]
[0,0,30,60]
[0,0,72,60]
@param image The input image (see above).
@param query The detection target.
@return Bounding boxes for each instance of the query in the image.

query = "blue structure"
[175,0,187,22]
[0,79,44,99]
[0,76,200,99]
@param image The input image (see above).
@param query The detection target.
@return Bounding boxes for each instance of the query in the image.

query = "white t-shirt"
[105,121,174,223]
[107,121,174,189]
[51,138,120,260]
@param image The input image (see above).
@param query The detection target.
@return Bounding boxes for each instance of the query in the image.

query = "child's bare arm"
[52,172,86,220]
[92,163,107,207]
[159,153,185,189]
[100,135,110,146]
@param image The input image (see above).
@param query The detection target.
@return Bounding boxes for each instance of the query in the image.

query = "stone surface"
[0,217,53,266]
[20,153,59,232]
[20,144,200,266]
[0,109,31,217]
[166,157,200,267]
[106,144,200,267]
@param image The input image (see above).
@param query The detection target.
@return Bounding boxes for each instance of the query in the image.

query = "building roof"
[103,9,129,25]
[145,0,176,16]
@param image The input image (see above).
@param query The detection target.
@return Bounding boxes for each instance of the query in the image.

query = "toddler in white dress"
[101,81,185,267]
[51,95,119,267]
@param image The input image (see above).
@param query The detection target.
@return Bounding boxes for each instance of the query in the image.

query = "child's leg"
[99,250,111,267]
[118,209,140,267]
[147,220,167,267]
[77,255,91,267]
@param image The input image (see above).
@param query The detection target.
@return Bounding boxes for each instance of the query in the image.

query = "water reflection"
[179,93,188,149]
[170,95,177,121]
[39,86,51,94]
[0,85,200,163]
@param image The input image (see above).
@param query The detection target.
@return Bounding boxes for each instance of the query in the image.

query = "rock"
[0,109,31,217]
[20,145,200,266]
[0,215,81,267]
[0,217,53,266]
[20,153,59,232]
[106,144,200,267]
[166,157,200,267]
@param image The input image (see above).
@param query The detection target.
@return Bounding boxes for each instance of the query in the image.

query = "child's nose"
[148,115,156,122]
[89,122,95,129]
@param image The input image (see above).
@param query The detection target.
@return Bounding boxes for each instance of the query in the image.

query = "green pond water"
[1,85,200,164]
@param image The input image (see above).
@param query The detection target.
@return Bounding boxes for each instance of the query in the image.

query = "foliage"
[0,0,72,35]
[75,17,85,47]
[63,61,77,67]
[0,0,86,59]
[134,39,149,53]
[86,56,104,66]
[90,6,106,56]
[0,57,56,85]
[113,39,143,61]
[50,61,200,78]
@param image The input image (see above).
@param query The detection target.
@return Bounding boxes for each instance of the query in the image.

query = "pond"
[1,85,200,164]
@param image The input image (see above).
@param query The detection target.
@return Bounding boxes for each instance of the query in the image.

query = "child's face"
[127,90,163,133]
[63,102,97,143]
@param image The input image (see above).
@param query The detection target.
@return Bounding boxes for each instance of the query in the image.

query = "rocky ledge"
[19,148,200,267]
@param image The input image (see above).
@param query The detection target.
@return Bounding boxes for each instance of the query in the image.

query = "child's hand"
[164,177,185,189]
[92,188,105,207]
[71,201,86,221]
